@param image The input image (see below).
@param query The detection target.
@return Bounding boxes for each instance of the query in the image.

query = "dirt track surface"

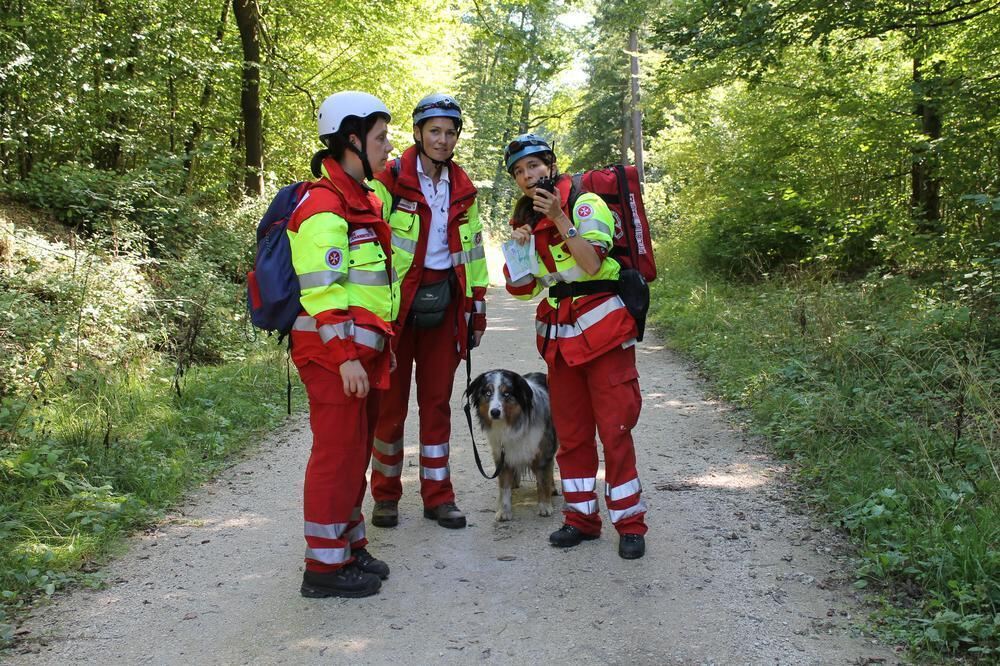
[8,290,901,665]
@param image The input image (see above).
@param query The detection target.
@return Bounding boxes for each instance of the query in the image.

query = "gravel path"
[8,289,900,665]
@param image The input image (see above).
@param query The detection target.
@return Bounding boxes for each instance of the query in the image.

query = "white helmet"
[317,91,391,141]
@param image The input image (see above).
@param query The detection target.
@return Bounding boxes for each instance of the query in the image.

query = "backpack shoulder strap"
[611,164,640,268]
[568,172,583,212]
[389,158,403,215]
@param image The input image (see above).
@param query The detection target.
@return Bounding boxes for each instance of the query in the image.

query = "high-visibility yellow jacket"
[504,174,637,367]
[288,157,398,388]
[370,146,487,356]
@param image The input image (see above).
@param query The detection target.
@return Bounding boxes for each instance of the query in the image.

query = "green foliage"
[649,260,1000,657]
[0,193,296,646]
[643,0,1000,281]
[0,341,298,647]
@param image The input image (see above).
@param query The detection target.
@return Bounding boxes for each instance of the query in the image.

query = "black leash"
[463,320,502,479]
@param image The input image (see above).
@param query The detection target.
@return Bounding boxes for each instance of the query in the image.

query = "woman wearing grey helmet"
[368,93,488,530]
[290,91,396,598]
[502,133,648,560]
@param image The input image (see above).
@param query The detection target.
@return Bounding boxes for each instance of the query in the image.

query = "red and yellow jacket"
[370,146,487,357]
[503,174,637,367]
[287,157,397,389]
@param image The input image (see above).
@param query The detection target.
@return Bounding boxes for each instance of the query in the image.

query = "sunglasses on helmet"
[506,137,548,154]
[415,99,461,114]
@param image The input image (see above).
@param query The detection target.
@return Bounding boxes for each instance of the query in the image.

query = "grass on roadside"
[649,264,999,659]
[0,343,303,646]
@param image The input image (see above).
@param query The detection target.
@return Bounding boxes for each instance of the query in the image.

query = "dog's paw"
[537,502,553,517]
[495,509,513,522]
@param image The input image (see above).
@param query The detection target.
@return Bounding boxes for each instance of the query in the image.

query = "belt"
[548,280,619,301]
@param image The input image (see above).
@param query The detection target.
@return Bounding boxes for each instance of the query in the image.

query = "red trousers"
[548,343,647,536]
[299,362,379,573]
[371,290,461,509]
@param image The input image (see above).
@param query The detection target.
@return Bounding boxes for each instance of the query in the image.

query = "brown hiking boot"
[423,501,466,529]
[371,500,398,528]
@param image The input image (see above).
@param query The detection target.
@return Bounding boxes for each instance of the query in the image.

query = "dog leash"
[463,322,503,480]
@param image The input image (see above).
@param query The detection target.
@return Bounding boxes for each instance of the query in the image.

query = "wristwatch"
[562,226,578,240]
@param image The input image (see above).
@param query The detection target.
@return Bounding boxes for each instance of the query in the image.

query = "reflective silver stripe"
[293,316,385,351]
[294,317,353,343]
[451,244,486,266]
[304,520,347,539]
[298,269,347,289]
[507,274,534,288]
[540,265,589,287]
[534,298,626,339]
[473,300,486,314]
[392,234,417,254]
[565,499,599,515]
[538,273,560,288]
[562,477,596,493]
[421,465,450,481]
[353,327,386,352]
[348,268,393,286]
[344,522,365,544]
[374,437,403,456]
[606,477,642,501]
[421,442,449,459]
[578,219,605,235]
[305,546,349,565]
[372,458,403,477]
[609,500,648,524]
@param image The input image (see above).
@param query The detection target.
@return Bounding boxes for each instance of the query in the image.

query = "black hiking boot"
[353,548,390,580]
[300,564,381,599]
[423,501,466,529]
[618,534,646,560]
[548,524,599,548]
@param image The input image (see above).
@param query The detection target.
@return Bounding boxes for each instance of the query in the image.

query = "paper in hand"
[501,235,538,283]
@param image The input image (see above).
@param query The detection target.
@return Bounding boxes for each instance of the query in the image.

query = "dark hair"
[311,113,387,177]
[510,153,559,228]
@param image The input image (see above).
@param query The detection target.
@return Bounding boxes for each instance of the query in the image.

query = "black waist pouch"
[411,277,452,328]
[618,268,650,342]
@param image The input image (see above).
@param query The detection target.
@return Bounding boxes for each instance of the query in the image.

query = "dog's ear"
[513,373,534,416]
[465,373,486,404]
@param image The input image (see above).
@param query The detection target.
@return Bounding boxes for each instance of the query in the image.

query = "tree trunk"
[233,0,264,197]
[911,56,942,231]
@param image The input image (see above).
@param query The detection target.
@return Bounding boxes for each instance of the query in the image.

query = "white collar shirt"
[416,155,452,270]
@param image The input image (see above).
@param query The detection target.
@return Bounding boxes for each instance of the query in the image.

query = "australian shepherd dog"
[466,370,558,522]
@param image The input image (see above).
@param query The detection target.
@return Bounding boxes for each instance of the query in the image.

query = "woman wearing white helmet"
[502,134,649,560]
[289,91,397,598]
[367,93,488,530]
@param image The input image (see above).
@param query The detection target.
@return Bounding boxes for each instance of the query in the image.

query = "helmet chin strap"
[348,140,374,181]
[415,127,454,171]
[415,141,454,170]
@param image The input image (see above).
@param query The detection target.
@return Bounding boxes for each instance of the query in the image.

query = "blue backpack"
[246,181,309,337]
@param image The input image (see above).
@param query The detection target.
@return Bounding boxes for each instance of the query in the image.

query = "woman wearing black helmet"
[290,91,396,598]
[368,93,488,530]
[502,134,648,560]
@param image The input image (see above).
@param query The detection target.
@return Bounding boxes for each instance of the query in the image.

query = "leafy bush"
[650,262,999,659]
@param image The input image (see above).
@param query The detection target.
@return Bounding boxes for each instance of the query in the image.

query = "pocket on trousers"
[607,364,641,429]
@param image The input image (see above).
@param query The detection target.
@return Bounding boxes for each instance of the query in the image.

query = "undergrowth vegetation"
[649,251,999,658]
[0,187,299,647]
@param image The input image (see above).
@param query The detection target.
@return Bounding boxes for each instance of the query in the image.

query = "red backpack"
[570,164,656,282]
